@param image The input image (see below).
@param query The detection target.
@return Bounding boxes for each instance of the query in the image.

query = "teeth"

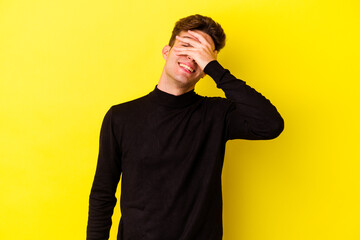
[179,63,194,72]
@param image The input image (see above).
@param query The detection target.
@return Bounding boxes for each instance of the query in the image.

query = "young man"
[87,14,284,240]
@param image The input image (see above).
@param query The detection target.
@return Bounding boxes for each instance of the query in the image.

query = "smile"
[179,63,195,73]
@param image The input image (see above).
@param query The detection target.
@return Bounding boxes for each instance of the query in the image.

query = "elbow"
[263,114,284,139]
[251,113,284,140]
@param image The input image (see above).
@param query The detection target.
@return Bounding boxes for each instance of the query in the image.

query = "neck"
[157,81,194,96]
[158,68,195,96]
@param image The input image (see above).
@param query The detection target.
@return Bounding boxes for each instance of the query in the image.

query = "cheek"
[168,51,178,62]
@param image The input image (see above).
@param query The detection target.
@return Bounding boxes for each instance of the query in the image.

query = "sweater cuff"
[203,60,228,84]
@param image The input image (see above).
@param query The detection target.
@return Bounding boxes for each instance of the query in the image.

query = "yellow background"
[1,0,359,239]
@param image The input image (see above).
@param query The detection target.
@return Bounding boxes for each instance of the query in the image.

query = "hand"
[172,30,218,70]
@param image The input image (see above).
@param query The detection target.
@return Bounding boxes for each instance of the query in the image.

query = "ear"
[162,45,171,60]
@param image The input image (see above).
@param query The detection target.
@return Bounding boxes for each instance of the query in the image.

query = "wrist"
[203,60,226,83]
[199,58,217,70]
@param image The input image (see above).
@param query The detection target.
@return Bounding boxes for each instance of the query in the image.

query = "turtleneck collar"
[148,85,201,108]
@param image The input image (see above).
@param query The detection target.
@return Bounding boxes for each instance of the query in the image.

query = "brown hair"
[168,14,226,52]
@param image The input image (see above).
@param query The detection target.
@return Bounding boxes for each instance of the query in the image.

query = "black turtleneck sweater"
[87,60,284,240]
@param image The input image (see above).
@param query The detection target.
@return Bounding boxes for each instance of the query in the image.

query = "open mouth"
[178,63,195,73]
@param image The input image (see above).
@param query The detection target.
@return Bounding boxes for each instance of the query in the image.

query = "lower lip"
[178,63,193,74]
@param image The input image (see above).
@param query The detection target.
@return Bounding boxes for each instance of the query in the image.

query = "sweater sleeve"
[204,60,284,140]
[87,106,122,240]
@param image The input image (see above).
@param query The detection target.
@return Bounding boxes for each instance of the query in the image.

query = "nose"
[187,55,195,62]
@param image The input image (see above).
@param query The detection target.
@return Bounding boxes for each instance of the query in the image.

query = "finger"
[173,46,200,52]
[172,47,195,54]
[172,47,197,57]
[187,30,212,48]
[175,39,194,48]
[176,36,202,48]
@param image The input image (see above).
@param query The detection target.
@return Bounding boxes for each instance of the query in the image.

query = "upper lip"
[179,62,195,70]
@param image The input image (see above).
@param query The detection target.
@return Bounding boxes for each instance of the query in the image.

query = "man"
[87,14,284,240]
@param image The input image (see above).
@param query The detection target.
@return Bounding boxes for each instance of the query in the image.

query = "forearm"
[87,180,118,240]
